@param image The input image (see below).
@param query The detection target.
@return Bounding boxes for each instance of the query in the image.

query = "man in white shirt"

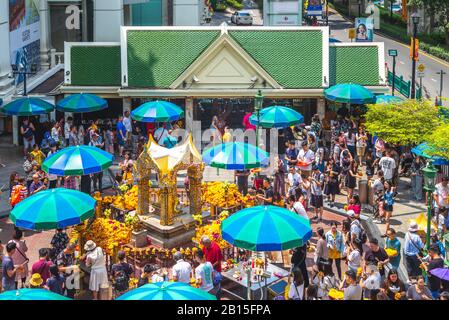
[64,116,73,147]
[172,251,192,284]
[378,151,396,183]
[433,176,449,213]
[287,195,309,221]
[194,250,215,293]
[123,111,132,134]
[297,140,315,178]
[287,166,302,197]
[154,126,169,145]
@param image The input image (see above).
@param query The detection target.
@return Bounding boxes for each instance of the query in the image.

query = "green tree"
[427,123,449,159]
[364,99,440,145]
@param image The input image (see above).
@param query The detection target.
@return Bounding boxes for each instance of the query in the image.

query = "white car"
[231,11,253,25]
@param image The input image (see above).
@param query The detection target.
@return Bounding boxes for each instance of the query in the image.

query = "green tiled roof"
[229,30,323,89]
[127,30,220,88]
[71,46,121,86]
[329,46,379,86]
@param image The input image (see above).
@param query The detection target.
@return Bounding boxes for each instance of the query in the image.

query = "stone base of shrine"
[140,210,212,249]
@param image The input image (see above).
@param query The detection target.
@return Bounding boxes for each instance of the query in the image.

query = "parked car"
[231,11,253,25]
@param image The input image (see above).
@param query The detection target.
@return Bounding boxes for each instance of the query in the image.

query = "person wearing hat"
[422,244,445,299]
[296,140,315,178]
[404,221,424,284]
[339,269,362,300]
[29,273,44,288]
[310,165,325,222]
[81,240,108,300]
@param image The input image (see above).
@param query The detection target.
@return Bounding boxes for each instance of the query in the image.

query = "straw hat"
[408,222,419,232]
[29,273,43,287]
[84,240,97,252]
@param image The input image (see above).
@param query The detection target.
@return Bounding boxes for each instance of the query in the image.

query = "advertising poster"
[307,0,322,16]
[9,0,41,84]
[355,17,374,42]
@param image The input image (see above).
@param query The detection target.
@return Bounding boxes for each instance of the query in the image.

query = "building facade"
[61,25,388,142]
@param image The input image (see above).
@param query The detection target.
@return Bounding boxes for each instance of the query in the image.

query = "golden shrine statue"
[135,134,204,226]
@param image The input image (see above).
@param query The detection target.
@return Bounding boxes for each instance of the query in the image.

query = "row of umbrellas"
[0,93,108,116]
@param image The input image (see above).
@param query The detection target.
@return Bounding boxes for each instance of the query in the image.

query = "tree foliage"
[428,123,449,159]
[364,99,440,145]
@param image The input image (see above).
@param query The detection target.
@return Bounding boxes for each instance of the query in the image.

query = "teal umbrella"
[0,289,71,300]
[375,95,404,104]
[42,145,114,176]
[0,97,54,116]
[221,205,312,251]
[249,106,304,128]
[10,188,96,230]
[116,282,216,300]
[411,142,449,166]
[324,83,375,104]
[56,93,108,113]
[202,142,269,170]
[131,100,184,122]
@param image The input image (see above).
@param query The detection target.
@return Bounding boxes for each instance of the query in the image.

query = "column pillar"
[12,116,18,146]
[0,0,12,90]
[187,163,204,216]
[94,0,123,42]
[39,0,51,69]
[123,97,131,113]
[185,97,193,133]
[317,98,326,120]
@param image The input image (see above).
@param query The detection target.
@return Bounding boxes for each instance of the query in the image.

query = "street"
[328,10,449,105]
[211,0,263,26]
[211,6,449,105]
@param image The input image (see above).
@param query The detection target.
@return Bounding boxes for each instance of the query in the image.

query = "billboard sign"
[264,0,302,26]
[355,17,374,42]
[307,0,322,16]
[9,0,41,84]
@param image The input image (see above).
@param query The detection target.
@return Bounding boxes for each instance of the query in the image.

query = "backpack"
[113,270,129,292]
[351,219,368,244]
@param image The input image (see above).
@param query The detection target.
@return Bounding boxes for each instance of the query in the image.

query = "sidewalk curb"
[323,204,409,284]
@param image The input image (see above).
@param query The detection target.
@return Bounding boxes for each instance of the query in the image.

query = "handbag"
[213,271,222,286]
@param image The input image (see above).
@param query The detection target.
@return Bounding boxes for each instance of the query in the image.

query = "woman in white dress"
[83,240,109,300]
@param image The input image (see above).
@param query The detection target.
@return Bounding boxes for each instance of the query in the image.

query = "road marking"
[377,33,449,68]
[431,78,437,82]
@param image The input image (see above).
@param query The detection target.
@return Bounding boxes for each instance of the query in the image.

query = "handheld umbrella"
[429,268,449,282]
[116,282,216,300]
[42,145,114,176]
[249,106,304,129]
[0,289,71,300]
[10,188,96,230]
[202,142,269,170]
[221,205,312,251]
[0,97,54,116]
[56,93,108,113]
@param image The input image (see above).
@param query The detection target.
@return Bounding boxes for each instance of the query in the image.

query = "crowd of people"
[2,106,449,301]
